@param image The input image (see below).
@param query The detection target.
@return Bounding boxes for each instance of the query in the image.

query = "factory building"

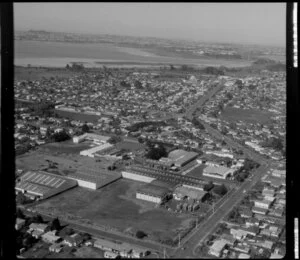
[66,169,122,190]
[80,143,113,158]
[15,171,77,200]
[167,149,198,167]
[121,171,156,183]
[203,165,235,179]
[173,185,207,201]
[136,184,169,204]
[73,133,111,144]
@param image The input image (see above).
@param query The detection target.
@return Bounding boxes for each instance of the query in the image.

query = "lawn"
[39,140,93,154]
[116,141,145,151]
[73,246,104,258]
[219,107,272,124]
[34,179,193,243]
[15,66,77,81]
[55,110,101,123]
[16,143,116,175]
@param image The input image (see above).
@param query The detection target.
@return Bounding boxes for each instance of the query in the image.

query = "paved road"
[185,81,225,120]
[170,163,270,258]
[198,121,270,165]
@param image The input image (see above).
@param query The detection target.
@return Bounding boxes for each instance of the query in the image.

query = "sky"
[14,3,286,46]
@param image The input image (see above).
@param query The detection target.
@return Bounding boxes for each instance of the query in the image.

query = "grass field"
[15,66,77,81]
[116,140,145,151]
[39,140,93,154]
[55,110,101,123]
[219,107,272,124]
[16,141,117,175]
[73,246,104,258]
[34,179,193,242]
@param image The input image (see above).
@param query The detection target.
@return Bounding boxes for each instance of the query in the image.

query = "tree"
[203,181,214,192]
[145,144,167,160]
[16,208,25,219]
[31,214,43,224]
[51,130,70,142]
[81,232,92,241]
[108,136,122,144]
[16,193,27,205]
[136,230,147,239]
[81,124,90,133]
[213,184,228,196]
[50,218,61,231]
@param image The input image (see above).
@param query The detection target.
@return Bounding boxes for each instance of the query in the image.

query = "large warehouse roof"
[203,165,233,176]
[168,149,198,166]
[16,171,77,199]
[66,169,121,188]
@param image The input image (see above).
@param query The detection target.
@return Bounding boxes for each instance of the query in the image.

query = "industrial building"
[80,143,113,158]
[121,171,156,183]
[136,183,170,204]
[203,165,235,179]
[173,185,207,201]
[15,171,77,200]
[66,169,122,190]
[167,149,198,167]
[73,133,111,144]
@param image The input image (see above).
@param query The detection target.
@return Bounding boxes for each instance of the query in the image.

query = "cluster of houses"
[198,71,285,161]
[207,168,286,258]
[16,218,149,258]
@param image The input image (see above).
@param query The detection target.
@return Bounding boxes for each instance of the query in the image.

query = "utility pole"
[178,233,181,247]
[164,248,166,259]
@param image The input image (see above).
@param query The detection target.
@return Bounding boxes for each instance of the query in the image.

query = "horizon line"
[15,28,286,49]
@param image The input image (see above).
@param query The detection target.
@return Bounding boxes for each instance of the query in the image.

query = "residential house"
[42,231,61,244]
[64,233,83,247]
[15,218,26,230]
[49,243,64,253]
[209,239,227,257]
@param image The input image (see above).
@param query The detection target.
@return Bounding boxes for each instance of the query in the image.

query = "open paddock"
[34,179,194,243]
[55,110,101,123]
[219,107,273,124]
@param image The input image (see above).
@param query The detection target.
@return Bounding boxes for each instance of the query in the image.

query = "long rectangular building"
[66,169,122,190]
[167,149,198,167]
[16,171,77,200]
[136,183,169,204]
[203,165,235,179]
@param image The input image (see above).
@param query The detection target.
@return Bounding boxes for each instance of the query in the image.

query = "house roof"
[210,239,227,252]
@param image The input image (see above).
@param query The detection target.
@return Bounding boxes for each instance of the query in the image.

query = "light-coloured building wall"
[136,192,162,204]
[121,171,155,183]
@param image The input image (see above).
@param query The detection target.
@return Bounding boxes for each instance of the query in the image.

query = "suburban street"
[170,163,270,258]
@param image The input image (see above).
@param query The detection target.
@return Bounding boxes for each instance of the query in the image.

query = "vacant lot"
[116,140,145,151]
[73,246,104,258]
[39,140,93,154]
[34,179,193,242]
[219,107,272,124]
[15,66,77,81]
[16,141,116,175]
[55,110,101,123]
